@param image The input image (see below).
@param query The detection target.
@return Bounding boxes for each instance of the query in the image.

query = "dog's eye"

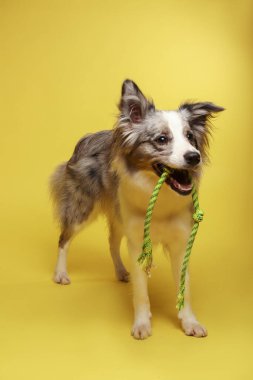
[155,135,168,145]
[186,131,194,141]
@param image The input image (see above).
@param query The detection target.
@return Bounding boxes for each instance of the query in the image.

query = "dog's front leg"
[168,231,208,338]
[127,238,152,340]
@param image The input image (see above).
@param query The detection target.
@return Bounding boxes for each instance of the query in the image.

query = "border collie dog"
[50,80,224,339]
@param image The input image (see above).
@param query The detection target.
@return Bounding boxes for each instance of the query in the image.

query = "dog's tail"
[49,163,68,226]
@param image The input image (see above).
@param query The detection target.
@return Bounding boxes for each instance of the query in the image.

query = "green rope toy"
[137,168,204,311]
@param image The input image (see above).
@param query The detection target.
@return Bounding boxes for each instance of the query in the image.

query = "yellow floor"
[1,218,253,379]
[1,1,253,379]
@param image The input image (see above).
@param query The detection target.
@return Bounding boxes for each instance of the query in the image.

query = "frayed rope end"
[137,241,153,277]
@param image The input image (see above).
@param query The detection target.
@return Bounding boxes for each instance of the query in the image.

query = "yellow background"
[1,0,252,379]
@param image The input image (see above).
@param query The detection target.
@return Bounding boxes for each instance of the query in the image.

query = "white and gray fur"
[50,79,224,339]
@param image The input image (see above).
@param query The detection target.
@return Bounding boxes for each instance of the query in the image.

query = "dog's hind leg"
[53,203,98,285]
[51,161,100,285]
[109,221,129,282]
[53,194,97,285]
[54,226,75,285]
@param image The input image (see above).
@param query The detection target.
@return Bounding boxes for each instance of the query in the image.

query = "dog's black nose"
[184,151,200,166]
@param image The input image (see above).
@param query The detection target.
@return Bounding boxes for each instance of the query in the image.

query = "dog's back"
[50,130,118,233]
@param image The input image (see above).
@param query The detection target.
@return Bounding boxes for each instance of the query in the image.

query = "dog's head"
[114,79,224,196]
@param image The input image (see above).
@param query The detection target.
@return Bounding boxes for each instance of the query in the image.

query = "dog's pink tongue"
[171,178,192,192]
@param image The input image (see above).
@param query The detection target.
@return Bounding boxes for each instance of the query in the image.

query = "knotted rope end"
[193,208,204,223]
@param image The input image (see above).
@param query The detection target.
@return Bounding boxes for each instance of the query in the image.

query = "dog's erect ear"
[179,102,224,163]
[119,79,155,123]
[179,102,224,127]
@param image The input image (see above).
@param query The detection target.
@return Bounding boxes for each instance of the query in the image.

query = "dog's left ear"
[179,102,225,162]
[179,102,225,129]
[119,79,155,123]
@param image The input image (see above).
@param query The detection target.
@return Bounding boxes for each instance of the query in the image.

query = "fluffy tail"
[49,163,68,226]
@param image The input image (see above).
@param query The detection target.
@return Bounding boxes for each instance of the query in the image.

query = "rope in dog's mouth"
[137,168,204,311]
[153,164,193,195]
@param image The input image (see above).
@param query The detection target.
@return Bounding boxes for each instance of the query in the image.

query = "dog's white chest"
[118,170,192,219]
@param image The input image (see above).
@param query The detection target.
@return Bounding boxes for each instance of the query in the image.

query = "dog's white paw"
[131,319,152,340]
[54,272,71,285]
[182,320,208,337]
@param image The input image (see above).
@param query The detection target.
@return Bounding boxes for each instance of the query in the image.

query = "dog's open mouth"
[153,163,193,196]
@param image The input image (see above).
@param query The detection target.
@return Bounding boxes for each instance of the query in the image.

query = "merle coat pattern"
[50,79,224,339]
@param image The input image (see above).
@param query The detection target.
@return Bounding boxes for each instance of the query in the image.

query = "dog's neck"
[113,156,192,220]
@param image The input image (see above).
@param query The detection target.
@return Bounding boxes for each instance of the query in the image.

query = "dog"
[50,79,224,339]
